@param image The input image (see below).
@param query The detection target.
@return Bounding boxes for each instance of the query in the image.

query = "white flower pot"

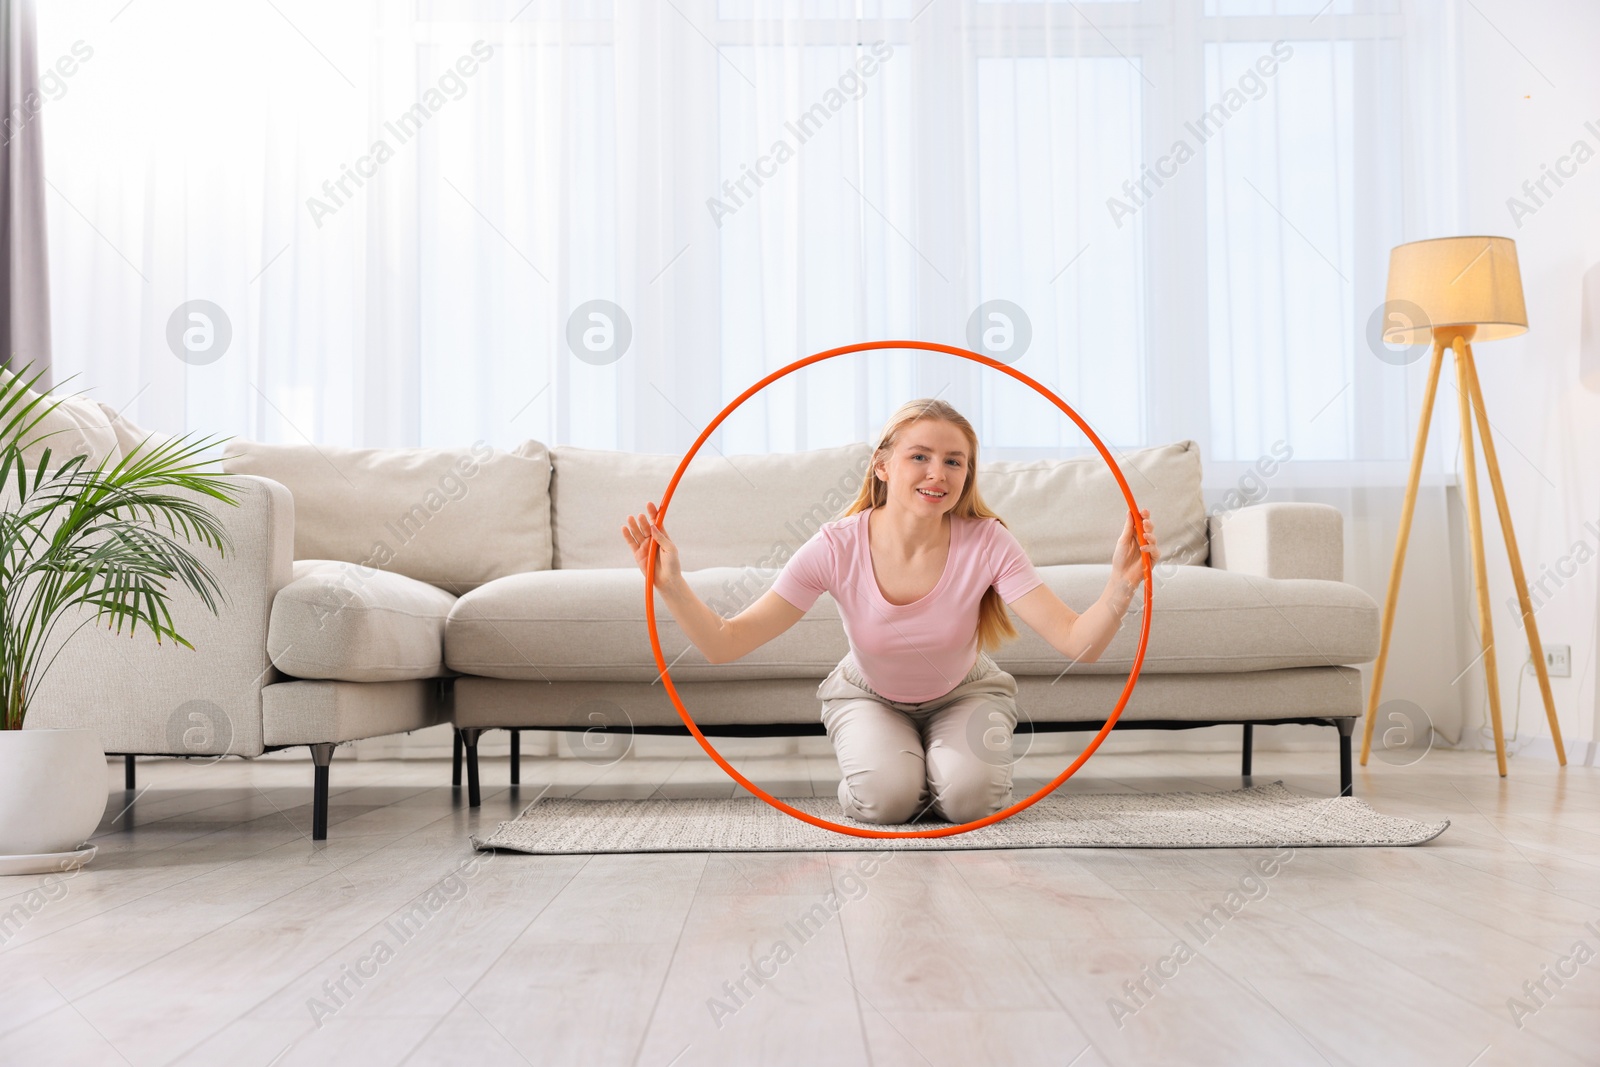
[0,728,108,859]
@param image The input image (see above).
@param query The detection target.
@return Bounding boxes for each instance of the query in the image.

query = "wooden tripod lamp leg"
[1362,339,1447,765]
[1454,337,1509,776]
[1461,345,1567,766]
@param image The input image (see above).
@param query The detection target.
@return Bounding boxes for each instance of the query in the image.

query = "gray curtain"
[0,0,51,387]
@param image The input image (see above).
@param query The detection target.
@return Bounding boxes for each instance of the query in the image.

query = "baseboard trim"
[1507,737,1600,767]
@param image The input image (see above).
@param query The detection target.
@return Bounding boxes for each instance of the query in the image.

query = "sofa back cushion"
[548,438,1207,571]
[549,442,872,570]
[976,440,1208,566]
[220,439,552,592]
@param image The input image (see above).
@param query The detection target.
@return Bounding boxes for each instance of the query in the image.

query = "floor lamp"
[1361,235,1567,776]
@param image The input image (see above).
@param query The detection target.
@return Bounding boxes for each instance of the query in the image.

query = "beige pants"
[816,651,1021,825]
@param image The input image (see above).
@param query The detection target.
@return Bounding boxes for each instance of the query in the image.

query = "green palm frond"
[0,362,240,730]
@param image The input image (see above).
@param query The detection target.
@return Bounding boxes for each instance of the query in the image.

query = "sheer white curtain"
[38,0,1476,745]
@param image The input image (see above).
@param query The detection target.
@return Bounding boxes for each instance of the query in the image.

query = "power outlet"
[1543,645,1572,678]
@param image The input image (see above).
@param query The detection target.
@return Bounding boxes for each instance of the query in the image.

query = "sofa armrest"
[28,474,295,756]
[1208,502,1344,581]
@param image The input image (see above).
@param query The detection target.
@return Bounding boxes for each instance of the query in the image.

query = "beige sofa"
[32,399,1380,838]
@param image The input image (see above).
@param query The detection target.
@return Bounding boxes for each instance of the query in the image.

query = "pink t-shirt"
[769,508,1045,702]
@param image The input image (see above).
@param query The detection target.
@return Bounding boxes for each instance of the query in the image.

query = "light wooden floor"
[0,744,1596,1067]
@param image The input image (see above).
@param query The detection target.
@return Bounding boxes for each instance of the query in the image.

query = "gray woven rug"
[470,781,1449,853]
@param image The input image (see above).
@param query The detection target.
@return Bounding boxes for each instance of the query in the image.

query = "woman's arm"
[696,589,806,664]
[1009,508,1158,664]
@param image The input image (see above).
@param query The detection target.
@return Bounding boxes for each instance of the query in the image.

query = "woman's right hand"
[622,501,682,591]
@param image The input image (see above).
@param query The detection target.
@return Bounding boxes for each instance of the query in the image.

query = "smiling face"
[873,418,972,518]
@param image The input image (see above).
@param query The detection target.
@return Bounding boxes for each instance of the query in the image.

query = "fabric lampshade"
[1383,236,1529,344]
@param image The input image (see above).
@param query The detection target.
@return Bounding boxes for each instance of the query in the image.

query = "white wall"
[1453,0,1600,764]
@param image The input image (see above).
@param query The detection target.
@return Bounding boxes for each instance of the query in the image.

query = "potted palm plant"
[0,363,238,873]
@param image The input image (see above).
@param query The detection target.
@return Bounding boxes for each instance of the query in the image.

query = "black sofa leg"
[311,743,336,840]
[510,729,520,785]
[452,729,463,788]
[461,728,483,808]
[124,754,136,790]
[1241,724,1253,778]
[1335,718,1354,797]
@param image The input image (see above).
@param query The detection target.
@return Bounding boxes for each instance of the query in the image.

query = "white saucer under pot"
[0,728,109,869]
[0,844,98,877]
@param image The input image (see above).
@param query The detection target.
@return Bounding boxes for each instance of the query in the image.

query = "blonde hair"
[837,398,1019,654]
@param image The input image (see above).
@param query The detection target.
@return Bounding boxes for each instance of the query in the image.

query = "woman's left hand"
[1111,508,1159,589]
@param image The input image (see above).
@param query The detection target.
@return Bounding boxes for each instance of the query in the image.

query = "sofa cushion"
[548,441,872,570]
[443,563,1378,682]
[94,401,177,460]
[269,560,457,682]
[0,368,119,475]
[220,439,552,592]
[1004,565,1379,675]
[446,567,842,680]
[979,440,1208,567]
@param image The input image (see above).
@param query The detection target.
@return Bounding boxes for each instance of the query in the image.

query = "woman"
[621,398,1158,825]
